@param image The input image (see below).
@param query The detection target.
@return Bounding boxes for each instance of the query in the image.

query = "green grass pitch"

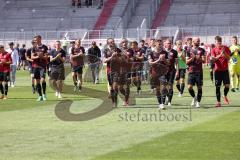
[0,67,240,160]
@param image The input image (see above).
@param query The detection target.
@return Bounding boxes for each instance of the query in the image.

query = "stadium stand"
[164,0,240,26]
[153,0,240,44]
[0,0,103,31]
[0,0,239,45]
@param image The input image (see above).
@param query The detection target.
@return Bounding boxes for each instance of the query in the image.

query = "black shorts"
[214,70,230,86]
[131,69,142,78]
[209,61,215,69]
[0,72,10,82]
[50,64,65,81]
[166,69,176,85]
[127,73,132,79]
[118,73,128,85]
[33,67,46,79]
[28,62,33,74]
[175,69,186,81]
[151,74,168,87]
[72,66,83,74]
[107,72,119,86]
[188,72,203,86]
[21,57,26,61]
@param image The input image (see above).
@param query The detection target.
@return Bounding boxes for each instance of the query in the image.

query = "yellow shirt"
[229,45,240,65]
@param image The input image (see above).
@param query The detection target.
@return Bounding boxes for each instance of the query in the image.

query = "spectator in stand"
[85,0,89,7]
[19,44,27,70]
[72,0,76,7]
[77,0,81,8]
[97,0,104,9]
[87,41,102,84]
[7,42,19,87]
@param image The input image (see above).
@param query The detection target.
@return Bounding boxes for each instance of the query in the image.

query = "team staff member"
[148,39,169,110]
[8,42,19,88]
[31,35,48,101]
[211,36,231,107]
[175,40,187,97]
[87,41,101,84]
[186,37,205,108]
[49,41,66,99]
[164,39,178,106]
[0,45,12,99]
[19,44,27,70]
[70,39,85,93]
[229,36,240,92]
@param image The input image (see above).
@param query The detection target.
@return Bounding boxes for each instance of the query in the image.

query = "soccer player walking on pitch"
[146,39,156,93]
[0,45,12,99]
[103,38,122,107]
[49,41,66,99]
[31,35,49,101]
[175,40,187,97]
[229,36,240,92]
[70,39,85,93]
[211,36,231,107]
[26,40,36,94]
[164,39,178,106]
[186,37,205,108]
[148,39,169,110]
[120,38,133,106]
[131,41,144,95]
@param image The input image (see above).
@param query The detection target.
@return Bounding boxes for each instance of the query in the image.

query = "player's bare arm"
[31,52,39,60]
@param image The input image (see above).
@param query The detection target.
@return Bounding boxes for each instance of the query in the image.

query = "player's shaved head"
[193,37,200,42]
[121,38,128,48]
[107,38,115,48]
[193,37,200,47]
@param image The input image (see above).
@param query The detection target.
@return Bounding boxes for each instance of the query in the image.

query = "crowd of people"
[72,0,103,9]
[0,35,239,110]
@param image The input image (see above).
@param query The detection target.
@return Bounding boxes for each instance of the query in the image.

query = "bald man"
[186,37,206,108]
